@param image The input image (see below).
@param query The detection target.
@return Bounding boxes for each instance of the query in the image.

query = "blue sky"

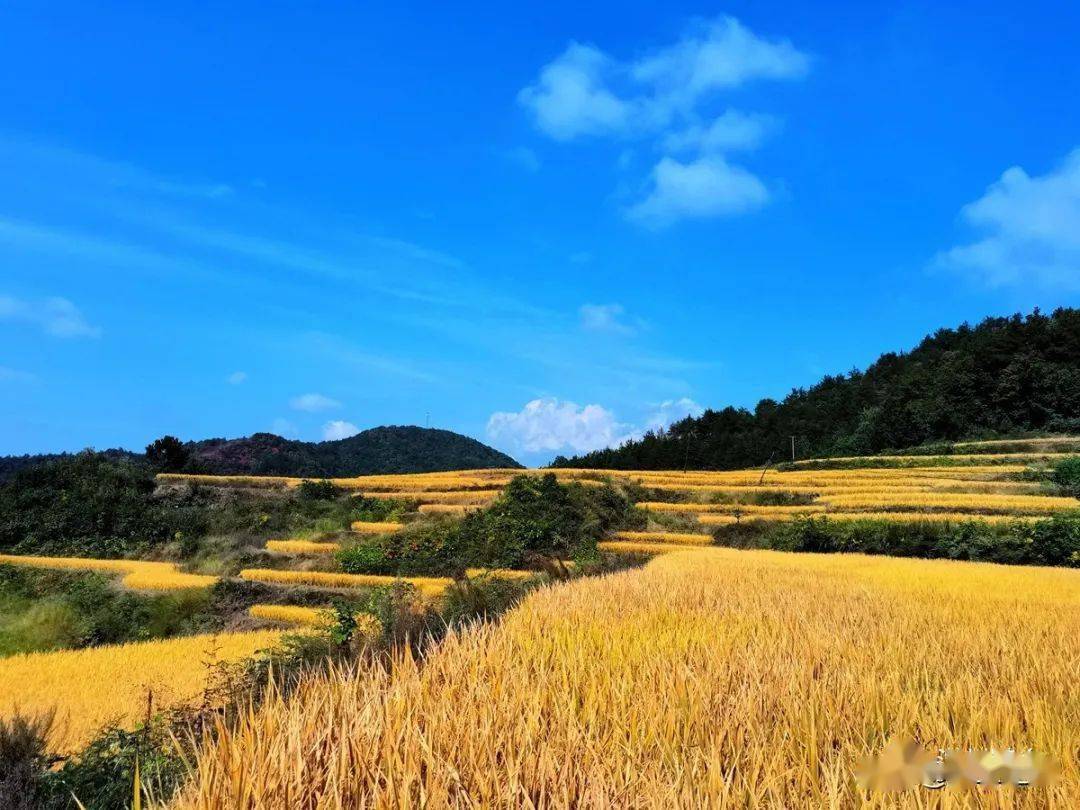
[2,1,1079,465]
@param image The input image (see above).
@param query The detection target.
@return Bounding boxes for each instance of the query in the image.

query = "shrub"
[0,453,204,557]
[296,479,343,501]
[0,711,56,809]
[745,515,1080,567]
[1051,457,1080,496]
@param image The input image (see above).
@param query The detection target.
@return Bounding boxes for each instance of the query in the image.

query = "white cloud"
[227,371,247,385]
[663,110,776,154]
[646,397,705,430]
[517,43,634,140]
[486,398,633,454]
[579,303,635,335]
[505,146,541,172]
[270,417,299,439]
[627,155,769,227]
[631,16,809,112]
[322,420,360,441]
[935,148,1080,288]
[0,294,101,338]
[289,392,342,412]
[518,16,807,227]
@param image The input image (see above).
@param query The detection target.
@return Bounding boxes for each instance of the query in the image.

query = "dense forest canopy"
[554,309,1080,470]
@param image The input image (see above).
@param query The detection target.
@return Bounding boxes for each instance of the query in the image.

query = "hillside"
[554,308,1080,470]
[186,426,520,476]
[0,426,520,482]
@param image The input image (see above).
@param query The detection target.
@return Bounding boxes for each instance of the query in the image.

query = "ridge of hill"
[554,308,1080,470]
[0,426,520,481]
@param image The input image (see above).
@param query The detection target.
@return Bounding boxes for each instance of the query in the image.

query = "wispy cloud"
[579,302,637,335]
[518,15,808,227]
[227,371,248,385]
[290,392,342,412]
[0,294,101,338]
[934,147,1080,288]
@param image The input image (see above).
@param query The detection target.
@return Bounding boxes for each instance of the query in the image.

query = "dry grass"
[176,549,1080,808]
[264,539,341,555]
[239,568,451,597]
[0,631,282,754]
[0,553,218,590]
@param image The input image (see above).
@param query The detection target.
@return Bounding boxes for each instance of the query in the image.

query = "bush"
[296,479,342,501]
[337,475,637,576]
[1051,457,1080,496]
[741,515,1080,567]
[0,712,56,809]
[0,453,204,557]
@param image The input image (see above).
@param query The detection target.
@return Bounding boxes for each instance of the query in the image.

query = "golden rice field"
[247,604,382,636]
[264,539,341,554]
[176,548,1080,808]
[350,520,404,533]
[417,503,477,514]
[0,630,282,754]
[239,567,452,597]
[610,530,713,546]
[0,553,218,590]
[361,489,499,504]
[464,567,540,581]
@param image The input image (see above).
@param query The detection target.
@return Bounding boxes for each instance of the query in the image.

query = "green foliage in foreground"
[338,474,636,576]
[720,514,1080,567]
[0,567,213,656]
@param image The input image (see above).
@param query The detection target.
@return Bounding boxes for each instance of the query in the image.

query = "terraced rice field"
[0,631,282,753]
[177,547,1080,807]
[0,553,218,590]
[239,567,452,597]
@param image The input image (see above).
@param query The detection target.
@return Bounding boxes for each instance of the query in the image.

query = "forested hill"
[0,426,520,481]
[188,426,520,476]
[553,309,1080,471]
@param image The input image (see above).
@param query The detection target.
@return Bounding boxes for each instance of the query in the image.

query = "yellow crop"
[818,492,1079,514]
[0,631,281,754]
[264,539,341,554]
[239,568,451,597]
[464,568,539,581]
[350,521,404,533]
[176,549,1080,807]
[610,530,712,546]
[822,511,1041,524]
[361,490,498,504]
[0,554,217,591]
[638,502,822,514]
[247,605,382,636]
[417,503,479,514]
[597,540,695,555]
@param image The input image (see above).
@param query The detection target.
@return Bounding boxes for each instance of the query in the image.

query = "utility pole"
[790,435,796,462]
